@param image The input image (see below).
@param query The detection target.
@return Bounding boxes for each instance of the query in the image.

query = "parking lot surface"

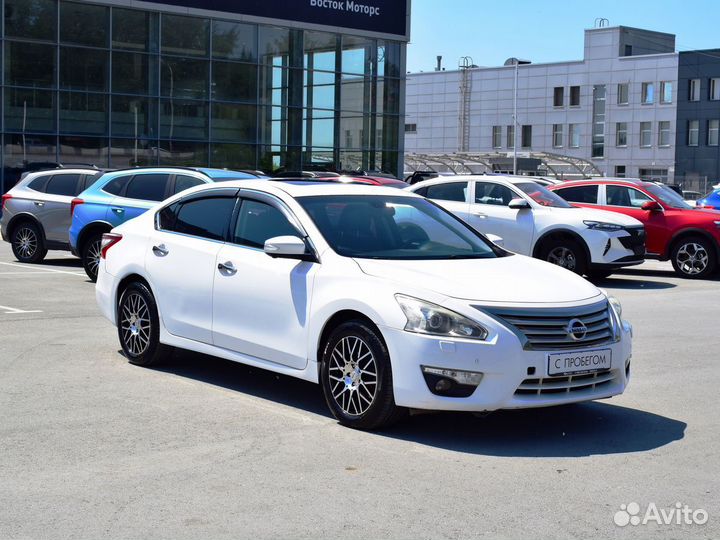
[1,243,718,539]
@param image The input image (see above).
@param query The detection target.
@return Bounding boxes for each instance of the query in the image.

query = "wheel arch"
[115,273,156,320]
[532,227,592,263]
[6,213,47,247]
[77,221,113,254]
[315,309,387,375]
[668,228,720,262]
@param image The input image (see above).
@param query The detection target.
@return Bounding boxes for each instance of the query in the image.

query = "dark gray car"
[0,168,104,263]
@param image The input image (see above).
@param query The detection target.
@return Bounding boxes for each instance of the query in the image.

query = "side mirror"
[485,233,504,248]
[641,200,663,212]
[264,235,314,261]
[508,198,531,209]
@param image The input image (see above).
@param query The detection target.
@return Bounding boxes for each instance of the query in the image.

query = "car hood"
[353,254,603,305]
[558,206,643,226]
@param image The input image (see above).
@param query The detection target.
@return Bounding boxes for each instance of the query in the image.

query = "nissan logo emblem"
[566,318,588,341]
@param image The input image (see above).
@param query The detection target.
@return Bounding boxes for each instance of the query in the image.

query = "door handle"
[473,211,487,218]
[33,201,45,207]
[217,261,236,274]
[111,207,125,214]
[152,244,169,256]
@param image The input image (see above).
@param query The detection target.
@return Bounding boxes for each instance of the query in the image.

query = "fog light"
[421,366,483,398]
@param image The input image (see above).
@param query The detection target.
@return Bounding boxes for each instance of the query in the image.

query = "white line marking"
[0,271,78,275]
[0,304,43,314]
[0,262,86,277]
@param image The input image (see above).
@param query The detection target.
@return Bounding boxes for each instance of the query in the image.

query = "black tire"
[586,269,613,280]
[10,221,47,263]
[670,236,717,279]
[538,238,587,275]
[81,232,104,282]
[320,320,407,430]
[117,281,172,367]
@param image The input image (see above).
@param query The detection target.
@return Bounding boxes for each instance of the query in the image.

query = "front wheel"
[117,282,172,367]
[82,233,103,282]
[320,321,407,430]
[670,236,717,279]
[539,238,587,276]
[11,221,47,263]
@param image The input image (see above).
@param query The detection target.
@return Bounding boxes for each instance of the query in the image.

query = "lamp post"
[513,59,518,175]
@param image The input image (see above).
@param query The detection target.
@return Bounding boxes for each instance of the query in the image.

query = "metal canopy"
[404,152,603,179]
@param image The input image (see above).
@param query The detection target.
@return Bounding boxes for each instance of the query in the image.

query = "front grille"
[619,226,646,257]
[515,371,616,396]
[480,301,614,350]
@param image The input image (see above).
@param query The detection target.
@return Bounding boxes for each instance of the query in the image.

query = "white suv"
[408,175,646,278]
[96,180,632,430]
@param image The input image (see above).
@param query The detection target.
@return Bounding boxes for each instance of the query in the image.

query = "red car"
[549,179,720,279]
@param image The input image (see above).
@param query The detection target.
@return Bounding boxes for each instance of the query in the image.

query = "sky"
[406,0,720,73]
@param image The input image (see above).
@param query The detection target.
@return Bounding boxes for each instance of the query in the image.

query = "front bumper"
[381,321,632,412]
[586,226,645,267]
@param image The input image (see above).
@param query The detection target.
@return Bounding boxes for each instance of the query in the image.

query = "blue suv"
[70,167,261,280]
[696,188,720,210]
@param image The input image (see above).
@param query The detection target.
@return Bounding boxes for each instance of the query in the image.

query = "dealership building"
[0,0,409,193]
[405,25,720,189]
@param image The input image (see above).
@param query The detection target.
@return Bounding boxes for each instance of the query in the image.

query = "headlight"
[583,220,623,231]
[607,295,623,319]
[713,220,720,229]
[395,294,488,340]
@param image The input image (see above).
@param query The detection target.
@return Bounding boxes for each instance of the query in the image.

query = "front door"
[468,181,535,254]
[212,196,317,369]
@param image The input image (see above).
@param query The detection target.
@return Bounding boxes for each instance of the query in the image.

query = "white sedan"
[96,180,633,429]
[408,175,646,279]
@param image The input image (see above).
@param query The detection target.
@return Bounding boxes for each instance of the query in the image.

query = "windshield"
[644,183,693,209]
[298,195,501,260]
[515,182,573,208]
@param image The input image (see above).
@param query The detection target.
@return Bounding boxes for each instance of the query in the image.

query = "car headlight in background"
[583,220,623,231]
[395,294,488,340]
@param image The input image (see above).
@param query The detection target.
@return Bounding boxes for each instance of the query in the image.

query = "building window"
[569,86,580,107]
[640,122,652,147]
[658,121,671,147]
[506,125,514,149]
[617,83,629,105]
[641,82,654,104]
[568,124,579,148]
[552,124,563,148]
[708,120,719,146]
[639,168,668,183]
[660,81,672,104]
[404,123,417,133]
[591,85,605,158]
[616,122,627,147]
[553,87,564,107]
[521,125,532,148]
[689,79,701,102]
[492,126,502,148]
[615,165,626,178]
[688,120,699,146]
[624,44,633,56]
[711,78,720,101]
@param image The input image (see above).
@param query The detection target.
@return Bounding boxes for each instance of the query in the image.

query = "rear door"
[109,173,172,226]
[145,189,238,344]
[468,180,535,254]
[36,173,83,243]
[416,181,471,222]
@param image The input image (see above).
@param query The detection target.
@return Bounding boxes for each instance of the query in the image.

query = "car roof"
[185,179,422,199]
[408,174,545,188]
[549,177,657,189]
[98,166,255,179]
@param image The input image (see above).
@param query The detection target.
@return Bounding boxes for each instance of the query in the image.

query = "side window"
[83,173,103,191]
[414,187,428,197]
[474,182,517,205]
[28,175,51,192]
[234,199,299,249]
[424,182,468,202]
[554,185,598,204]
[173,174,205,194]
[157,202,180,231]
[606,185,652,208]
[125,174,171,202]
[45,174,82,196]
[172,197,236,241]
[103,175,133,195]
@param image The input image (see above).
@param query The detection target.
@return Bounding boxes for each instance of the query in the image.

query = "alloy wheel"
[675,242,708,275]
[87,240,102,277]
[328,336,378,416]
[15,227,38,259]
[120,292,151,356]
[547,246,577,270]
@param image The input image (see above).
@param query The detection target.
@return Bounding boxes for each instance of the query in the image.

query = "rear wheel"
[82,232,104,282]
[10,221,47,263]
[539,238,587,276]
[670,236,716,279]
[117,282,172,367]
[320,320,407,430]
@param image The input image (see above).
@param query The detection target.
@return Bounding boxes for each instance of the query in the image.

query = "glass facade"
[0,0,405,192]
